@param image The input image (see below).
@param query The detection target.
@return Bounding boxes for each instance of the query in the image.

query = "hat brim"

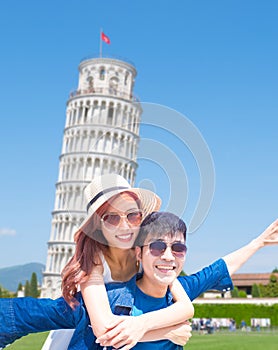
[78,187,161,234]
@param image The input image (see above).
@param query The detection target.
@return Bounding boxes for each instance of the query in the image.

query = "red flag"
[101,32,111,44]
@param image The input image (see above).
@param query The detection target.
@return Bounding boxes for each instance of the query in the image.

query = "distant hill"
[0,263,45,292]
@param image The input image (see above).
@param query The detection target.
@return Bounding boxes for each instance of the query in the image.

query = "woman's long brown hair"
[61,191,141,308]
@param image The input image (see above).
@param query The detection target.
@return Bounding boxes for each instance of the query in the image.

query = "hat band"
[86,186,129,212]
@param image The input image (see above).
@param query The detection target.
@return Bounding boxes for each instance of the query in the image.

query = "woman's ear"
[135,246,142,261]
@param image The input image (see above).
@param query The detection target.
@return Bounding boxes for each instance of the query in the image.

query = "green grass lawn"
[186,330,278,350]
[5,332,49,350]
[5,330,278,349]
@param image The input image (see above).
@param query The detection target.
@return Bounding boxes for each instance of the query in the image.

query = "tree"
[260,274,278,297]
[179,270,186,276]
[17,282,23,292]
[24,280,31,297]
[0,285,14,298]
[231,286,239,298]
[29,272,40,298]
[270,274,277,284]
[251,284,261,297]
[267,274,278,297]
[272,267,278,273]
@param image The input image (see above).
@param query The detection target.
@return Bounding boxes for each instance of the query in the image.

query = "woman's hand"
[223,218,278,275]
[166,321,192,346]
[96,316,148,350]
[97,318,192,349]
[259,219,278,245]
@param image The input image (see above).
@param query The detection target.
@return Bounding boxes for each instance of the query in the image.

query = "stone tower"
[41,57,142,298]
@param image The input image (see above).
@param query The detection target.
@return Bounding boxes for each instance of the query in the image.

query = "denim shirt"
[0,258,233,349]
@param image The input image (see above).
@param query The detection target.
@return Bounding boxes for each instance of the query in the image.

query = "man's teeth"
[156,265,175,270]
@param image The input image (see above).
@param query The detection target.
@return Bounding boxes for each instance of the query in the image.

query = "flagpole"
[99,28,102,58]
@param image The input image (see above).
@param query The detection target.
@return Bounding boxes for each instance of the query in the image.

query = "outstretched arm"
[81,267,194,350]
[0,296,83,348]
[223,219,278,275]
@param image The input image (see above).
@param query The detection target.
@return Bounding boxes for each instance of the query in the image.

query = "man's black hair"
[134,211,187,247]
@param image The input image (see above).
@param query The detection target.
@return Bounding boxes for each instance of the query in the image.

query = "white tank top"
[41,253,124,350]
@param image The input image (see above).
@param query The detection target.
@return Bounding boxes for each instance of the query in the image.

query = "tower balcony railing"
[80,54,136,68]
[69,87,140,103]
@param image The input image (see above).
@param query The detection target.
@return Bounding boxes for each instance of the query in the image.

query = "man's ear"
[135,246,142,260]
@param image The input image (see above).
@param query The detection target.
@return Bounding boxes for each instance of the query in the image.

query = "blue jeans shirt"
[0,258,233,349]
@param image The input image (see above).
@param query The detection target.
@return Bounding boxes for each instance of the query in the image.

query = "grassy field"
[186,330,278,350]
[5,330,278,349]
[5,332,49,350]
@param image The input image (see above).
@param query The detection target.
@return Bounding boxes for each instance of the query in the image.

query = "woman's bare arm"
[80,266,116,337]
[94,279,194,349]
[100,321,192,349]
[81,267,193,350]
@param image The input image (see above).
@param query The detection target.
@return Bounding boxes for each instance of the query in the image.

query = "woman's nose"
[118,216,131,228]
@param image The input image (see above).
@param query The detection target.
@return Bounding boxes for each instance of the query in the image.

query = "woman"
[0,216,278,350]
[1,213,278,349]
[42,173,194,350]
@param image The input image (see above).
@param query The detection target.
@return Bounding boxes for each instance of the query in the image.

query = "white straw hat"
[79,173,161,233]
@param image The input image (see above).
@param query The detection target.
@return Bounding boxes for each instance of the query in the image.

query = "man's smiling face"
[136,232,186,296]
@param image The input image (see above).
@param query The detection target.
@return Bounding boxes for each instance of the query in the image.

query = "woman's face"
[100,193,142,249]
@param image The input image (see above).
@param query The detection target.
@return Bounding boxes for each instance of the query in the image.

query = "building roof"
[231,273,278,287]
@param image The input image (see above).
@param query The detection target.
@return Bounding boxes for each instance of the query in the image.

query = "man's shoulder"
[178,258,226,282]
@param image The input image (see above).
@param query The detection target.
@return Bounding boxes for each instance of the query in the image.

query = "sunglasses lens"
[127,211,142,226]
[149,241,167,256]
[148,241,187,257]
[102,214,121,226]
[172,243,187,257]
[102,211,142,228]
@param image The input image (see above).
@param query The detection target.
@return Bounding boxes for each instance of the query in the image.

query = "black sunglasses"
[143,240,187,258]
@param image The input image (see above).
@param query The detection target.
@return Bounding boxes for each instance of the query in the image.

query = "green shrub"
[252,284,261,297]
[238,290,247,298]
[193,303,278,327]
[231,286,239,298]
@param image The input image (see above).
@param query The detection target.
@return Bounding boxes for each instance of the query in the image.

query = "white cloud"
[0,228,16,236]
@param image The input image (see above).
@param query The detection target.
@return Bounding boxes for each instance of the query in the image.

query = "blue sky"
[0,0,277,274]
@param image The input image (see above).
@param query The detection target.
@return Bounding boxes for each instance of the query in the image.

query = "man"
[1,213,277,349]
[78,211,232,349]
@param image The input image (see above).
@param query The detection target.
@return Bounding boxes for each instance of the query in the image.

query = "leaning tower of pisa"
[41,57,142,298]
